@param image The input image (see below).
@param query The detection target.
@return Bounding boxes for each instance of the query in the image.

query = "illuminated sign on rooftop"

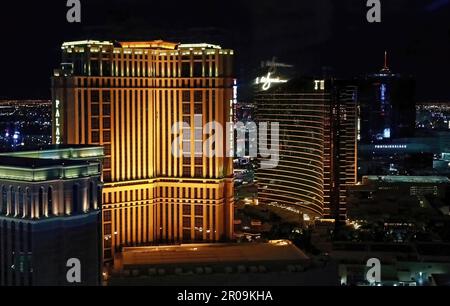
[314,80,325,91]
[374,144,407,149]
[255,72,288,91]
[179,43,222,50]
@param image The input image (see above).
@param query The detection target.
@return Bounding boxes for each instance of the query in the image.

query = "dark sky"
[0,0,449,100]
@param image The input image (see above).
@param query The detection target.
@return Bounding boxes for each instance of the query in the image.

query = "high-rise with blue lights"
[358,52,416,144]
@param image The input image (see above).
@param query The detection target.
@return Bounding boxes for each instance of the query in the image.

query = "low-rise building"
[0,145,103,285]
[334,242,450,286]
[108,240,339,286]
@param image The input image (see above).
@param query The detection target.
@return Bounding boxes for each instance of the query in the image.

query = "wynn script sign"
[255,72,288,91]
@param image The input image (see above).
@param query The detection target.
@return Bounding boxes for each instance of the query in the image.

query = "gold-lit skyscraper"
[52,40,235,262]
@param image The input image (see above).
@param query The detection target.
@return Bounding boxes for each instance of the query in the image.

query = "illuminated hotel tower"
[256,78,357,221]
[52,40,235,262]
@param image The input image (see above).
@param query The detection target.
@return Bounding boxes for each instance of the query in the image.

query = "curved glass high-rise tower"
[256,89,327,217]
[256,78,358,221]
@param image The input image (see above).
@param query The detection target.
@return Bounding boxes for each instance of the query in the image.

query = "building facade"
[332,82,359,221]
[52,40,235,262]
[0,145,103,285]
[357,55,417,178]
[256,78,357,221]
[358,55,416,144]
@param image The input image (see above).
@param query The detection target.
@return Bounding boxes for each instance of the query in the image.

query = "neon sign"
[55,99,62,144]
[380,83,386,101]
[255,72,288,91]
[383,128,391,139]
[314,80,325,91]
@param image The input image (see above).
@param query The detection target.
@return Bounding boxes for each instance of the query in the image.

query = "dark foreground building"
[0,145,103,285]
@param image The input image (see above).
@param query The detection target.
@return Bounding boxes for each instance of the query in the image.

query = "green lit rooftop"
[0,145,104,160]
[0,145,104,182]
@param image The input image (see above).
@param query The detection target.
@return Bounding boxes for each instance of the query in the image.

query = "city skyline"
[0,0,449,100]
[1,0,450,289]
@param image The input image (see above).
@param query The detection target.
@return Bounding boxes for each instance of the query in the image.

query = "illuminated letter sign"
[314,80,325,91]
[255,72,288,91]
[55,99,62,144]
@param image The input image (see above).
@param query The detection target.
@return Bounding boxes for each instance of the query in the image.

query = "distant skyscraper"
[255,78,358,221]
[358,52,416,143]
[52,40,235,262]
[0,145,103,285]
[331,81,359,221]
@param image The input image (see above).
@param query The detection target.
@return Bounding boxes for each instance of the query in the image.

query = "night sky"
[0,0,449,100]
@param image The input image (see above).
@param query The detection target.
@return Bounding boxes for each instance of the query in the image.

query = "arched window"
[10,186,16,216]
[18,188,24,217]
[89,181,95,211]
[0,186,6,215]
[25,188,32,218]
[97,185,102,208]
[72,184,79,214]
[47,186,53,217]
[38,187,44,218]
